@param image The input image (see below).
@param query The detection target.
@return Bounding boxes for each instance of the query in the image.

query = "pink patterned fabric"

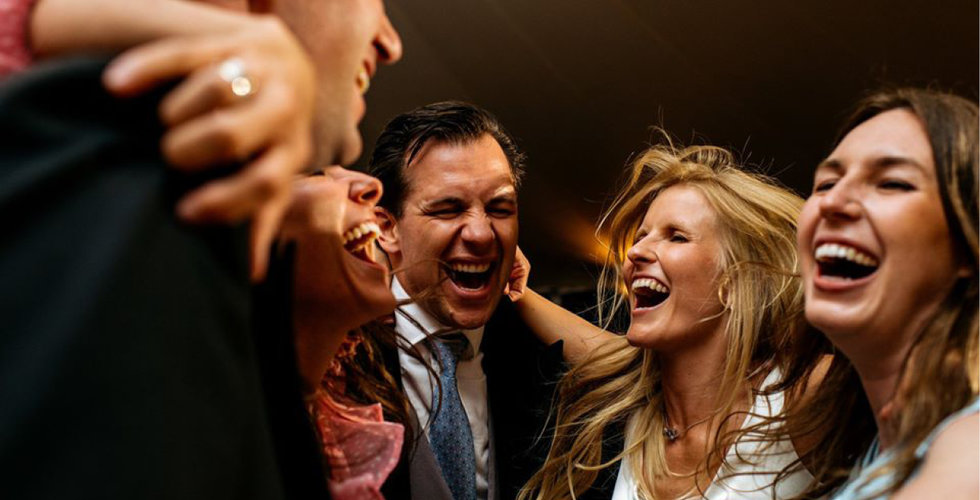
[309,391,404,500]
[0,0,36,77]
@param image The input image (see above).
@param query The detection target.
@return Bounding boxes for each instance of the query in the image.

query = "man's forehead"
[403,137,516,199]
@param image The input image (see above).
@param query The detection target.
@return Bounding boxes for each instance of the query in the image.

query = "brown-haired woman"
[276,167,405,499]
[788,88,978,499]
[515,139,819,499]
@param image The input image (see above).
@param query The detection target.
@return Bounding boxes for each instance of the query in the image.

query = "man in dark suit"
[0,1,404,497]
[0,55,311,500]
[369,101,564,500]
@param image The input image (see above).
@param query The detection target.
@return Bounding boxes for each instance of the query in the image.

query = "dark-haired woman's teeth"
[814,243,878,267]
[631,278,668,293]
[342,221,380,246]
[342,221,381,263]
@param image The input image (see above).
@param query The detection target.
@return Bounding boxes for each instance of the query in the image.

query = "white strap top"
[611,369,813,499]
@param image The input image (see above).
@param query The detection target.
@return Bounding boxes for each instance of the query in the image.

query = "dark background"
[356,0,979,300]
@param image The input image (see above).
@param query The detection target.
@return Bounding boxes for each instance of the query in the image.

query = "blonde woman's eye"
[669,234,688,243]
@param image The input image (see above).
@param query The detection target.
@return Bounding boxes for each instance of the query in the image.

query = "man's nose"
[374,14,403,65]
[460,213,495,248]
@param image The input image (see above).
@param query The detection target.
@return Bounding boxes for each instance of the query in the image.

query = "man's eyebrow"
[421,197,464,207]
[488,193,517,203]
[490,185,517,198]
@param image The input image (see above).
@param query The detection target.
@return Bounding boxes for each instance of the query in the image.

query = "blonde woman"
[516,141,819,499]
[787,88,978,499]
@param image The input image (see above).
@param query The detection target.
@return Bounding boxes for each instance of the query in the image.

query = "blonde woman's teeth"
[631,278,668,293]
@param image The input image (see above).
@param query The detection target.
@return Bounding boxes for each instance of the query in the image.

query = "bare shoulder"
[893,412,979,500]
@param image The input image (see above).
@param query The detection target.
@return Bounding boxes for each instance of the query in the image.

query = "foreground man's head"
[239,0,403,166]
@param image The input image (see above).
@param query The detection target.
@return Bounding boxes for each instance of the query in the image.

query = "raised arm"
[30,0,250,58]
[515,289,616,364]
[507,247,617,364]
[24,0,316,280]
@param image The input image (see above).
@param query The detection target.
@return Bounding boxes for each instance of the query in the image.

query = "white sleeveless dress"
[611,370,813,499]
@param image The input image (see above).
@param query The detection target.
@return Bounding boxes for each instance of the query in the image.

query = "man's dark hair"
[367,101,526,217]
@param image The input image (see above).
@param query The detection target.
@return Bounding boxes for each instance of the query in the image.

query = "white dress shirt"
[392,278,491,500]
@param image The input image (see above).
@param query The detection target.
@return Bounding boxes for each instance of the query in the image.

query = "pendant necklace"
[662,411,714,442]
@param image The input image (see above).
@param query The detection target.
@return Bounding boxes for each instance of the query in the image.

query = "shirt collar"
[391,277,485,351]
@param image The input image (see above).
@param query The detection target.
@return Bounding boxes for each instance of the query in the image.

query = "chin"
[361,288,397,322]
[312,122,362,167]
[804,304,862,339]
[336,135,363,166]
[441,302,496,330]
[455,313,493,330]
[625,330,651,348]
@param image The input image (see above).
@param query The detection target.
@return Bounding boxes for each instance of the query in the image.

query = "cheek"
[406,221,456,259]
[492,219,519,247]
[796,201,819,246]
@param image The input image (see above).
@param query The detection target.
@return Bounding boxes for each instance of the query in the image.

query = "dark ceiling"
[356,0,979,289]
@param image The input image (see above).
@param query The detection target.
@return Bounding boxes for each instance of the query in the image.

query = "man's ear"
[375,207,400,255]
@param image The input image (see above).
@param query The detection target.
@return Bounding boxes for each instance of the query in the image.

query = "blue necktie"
[429,334,477,500]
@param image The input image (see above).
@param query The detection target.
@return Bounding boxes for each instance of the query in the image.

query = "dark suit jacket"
[0,56,326,500]
[379,299,565,500]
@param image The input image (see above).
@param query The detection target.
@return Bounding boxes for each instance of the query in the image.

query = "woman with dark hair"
[277,167,407,500]
[789,88,978,498]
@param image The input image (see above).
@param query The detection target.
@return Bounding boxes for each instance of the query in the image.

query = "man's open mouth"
[446,262,495,291]
[342,221,381,264]
[632,278,670,309]
[814,243,879,281]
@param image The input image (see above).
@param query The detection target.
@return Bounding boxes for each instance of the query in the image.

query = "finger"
[159,60,260,126]
[249,191,291,282]
[103,36,228,97]
[177,140,300,223]
[161,81,294,170]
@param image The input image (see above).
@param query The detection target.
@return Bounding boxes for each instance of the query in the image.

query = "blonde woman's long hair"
[519,138,806,500]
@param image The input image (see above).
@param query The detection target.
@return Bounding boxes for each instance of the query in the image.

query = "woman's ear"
[375,207,400,255]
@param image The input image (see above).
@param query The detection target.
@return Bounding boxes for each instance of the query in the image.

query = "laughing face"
[380,134,519,329]
[271,0,402,166]
[622,185,727,351]
[797,109,963,352]
[285,167,395,328]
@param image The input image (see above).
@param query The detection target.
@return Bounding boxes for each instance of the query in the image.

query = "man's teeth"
[342,221,380,246]
[631,278,668,293]
[355,67,370,95]
[814,243,878,267]
[450,263,491,273]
